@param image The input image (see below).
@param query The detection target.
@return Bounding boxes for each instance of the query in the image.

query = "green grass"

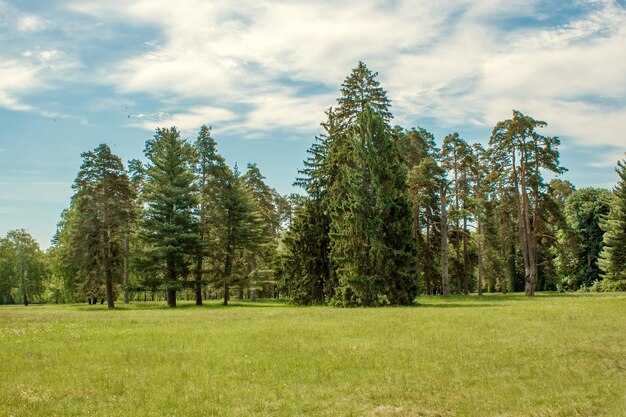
[0,293,624,417]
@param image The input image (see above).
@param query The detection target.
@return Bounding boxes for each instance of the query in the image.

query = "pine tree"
[243,163,282,298]
[193,125,227,305]
[218,165,265,305]
[489,110,565,296]
[141,127,200,307]
[71,144,135,308]
[400,127,443,295]
[599,155,626,290]
[441,132,474,295]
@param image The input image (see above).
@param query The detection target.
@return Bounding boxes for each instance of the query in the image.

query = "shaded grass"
[0,293,624,416]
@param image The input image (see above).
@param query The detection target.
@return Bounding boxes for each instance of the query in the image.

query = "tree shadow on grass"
[414,302,503,309]
[71,299,291,312]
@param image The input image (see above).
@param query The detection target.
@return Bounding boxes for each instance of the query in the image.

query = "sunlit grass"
[0,293,624,416]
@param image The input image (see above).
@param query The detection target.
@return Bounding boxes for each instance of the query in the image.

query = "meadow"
[0,293,624,417]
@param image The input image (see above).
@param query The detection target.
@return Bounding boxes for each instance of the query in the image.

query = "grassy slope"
[0,293,624,417]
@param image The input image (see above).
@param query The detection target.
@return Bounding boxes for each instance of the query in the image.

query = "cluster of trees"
[278,62,626,304]
[43,126,291,308]
[1,62,625,307]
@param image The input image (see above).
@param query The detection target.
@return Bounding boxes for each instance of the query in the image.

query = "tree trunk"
[453,151,461,295]
[123,233,129,304]
[19,256,28,306]
[462,217,469,295]
[454,236,462,294]
[166,259,177,307]
[440,183,450,297]
[477,220,483,296]
[195,252,203,306]
[103,241,115,309]
[167,290,177,307]
[223,250,232,306]
[105,265,115,308]
[425,225,432,295]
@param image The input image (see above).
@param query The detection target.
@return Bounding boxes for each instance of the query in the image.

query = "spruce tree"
[283,108,338,304]
[330,106,416,306]
[141,127,199,307]
[599,155,626,290]
[336,61,392,125]
[287,62,415,306]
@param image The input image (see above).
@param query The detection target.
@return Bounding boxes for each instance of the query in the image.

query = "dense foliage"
[1,63,624,306]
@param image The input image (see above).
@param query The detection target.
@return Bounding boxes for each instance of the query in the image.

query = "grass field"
[0,293,624,417]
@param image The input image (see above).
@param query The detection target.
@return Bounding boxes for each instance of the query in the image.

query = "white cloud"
[0,0,620,150]
[0,61,40,111]
[130,106,237,134]
[61,0,624,147]
[587,151,626,168]
[17,15,47,32]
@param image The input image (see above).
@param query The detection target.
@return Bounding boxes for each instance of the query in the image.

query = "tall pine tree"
[193,125,227,305]
[71,144,135,308]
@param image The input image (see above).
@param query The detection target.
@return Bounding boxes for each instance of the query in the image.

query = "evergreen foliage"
[489,110,565,296]
[336,61,392,125]
[218,165,265,305]
[13,61,626,306]
[70,144,135,308]
[193,125,226,305]
[286,62,416,306]
[402,127,443,295]
[329,107,416,306]
[141,127,200,307]
[598,155,626,290]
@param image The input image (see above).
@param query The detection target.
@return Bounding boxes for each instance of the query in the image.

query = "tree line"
[1,62,625,307]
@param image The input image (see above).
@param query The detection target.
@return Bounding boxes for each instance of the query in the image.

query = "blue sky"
[1,0,625,248]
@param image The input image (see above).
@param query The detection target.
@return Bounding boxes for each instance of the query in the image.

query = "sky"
[1,0,625,249]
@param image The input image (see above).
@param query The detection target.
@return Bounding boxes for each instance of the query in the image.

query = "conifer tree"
[401,127,443,295]
[336,61,392,125]
[287,62,415,306]
[442,133,474,294]
[330,107,416,306]
[243,163,282,298]
[489,111,565,296]
[141,127,199,307]
[283,108,338,304]
[71,144,135,308]
[122,158,145,304]
[218,165,265,305]
[193,125,227,305]
[599,155,626,290]
[48,208,81,303]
